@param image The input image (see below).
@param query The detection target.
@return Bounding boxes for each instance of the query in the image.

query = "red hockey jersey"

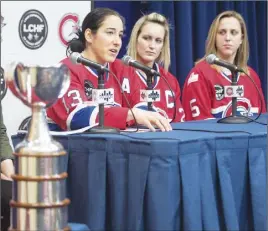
[182,60,266,121]
[46,58,129,130]
[120,63,185,122]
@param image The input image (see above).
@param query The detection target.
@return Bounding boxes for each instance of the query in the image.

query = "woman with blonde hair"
[182,10,266,121]
[121,12,185,122]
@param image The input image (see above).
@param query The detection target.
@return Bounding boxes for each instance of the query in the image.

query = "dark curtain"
[94,1,267,103]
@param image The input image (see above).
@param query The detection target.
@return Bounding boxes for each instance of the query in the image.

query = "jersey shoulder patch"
[187,72,199,85]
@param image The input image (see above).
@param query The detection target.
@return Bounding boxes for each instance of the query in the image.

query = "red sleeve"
[102,107,129,129]
[248,67,267,112]
[182,67,214,121]
[47,60,129,130]
[168,72,185,122]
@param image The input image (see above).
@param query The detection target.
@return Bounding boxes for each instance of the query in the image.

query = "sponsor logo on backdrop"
[58,13,80,46]
[18,9,48,50]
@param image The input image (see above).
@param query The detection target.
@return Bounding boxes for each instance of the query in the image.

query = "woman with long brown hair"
[182,10,266,121]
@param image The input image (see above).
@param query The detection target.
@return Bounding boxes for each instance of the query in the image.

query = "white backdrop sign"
[1,1,91,143]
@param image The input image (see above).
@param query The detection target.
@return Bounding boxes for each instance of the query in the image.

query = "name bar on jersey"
[92,88,115,104]
[224,85,244,98]
[140,89,161,102]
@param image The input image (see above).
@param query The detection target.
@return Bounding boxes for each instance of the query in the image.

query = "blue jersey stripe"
[70,106,97,130]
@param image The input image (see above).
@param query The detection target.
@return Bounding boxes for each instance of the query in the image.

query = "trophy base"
[217,115,252,124]
[86,125,120,134]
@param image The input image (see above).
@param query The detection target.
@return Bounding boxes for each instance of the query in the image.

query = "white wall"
[1,1,91,146]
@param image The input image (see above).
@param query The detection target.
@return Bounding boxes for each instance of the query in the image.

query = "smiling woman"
[46,8,172,132]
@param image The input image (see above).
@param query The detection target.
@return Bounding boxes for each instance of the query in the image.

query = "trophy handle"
[5,62,70,107]
[57,64,70,99]
[4,62,33,107]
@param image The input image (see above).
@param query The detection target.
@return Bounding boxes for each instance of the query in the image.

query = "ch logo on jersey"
[224,85,244,97]
[225,87,233,96]
[214,84,224,100]
[84,80,94,100]
[141,91,146,100]
[223,98,255,117]
[58,13,80,46]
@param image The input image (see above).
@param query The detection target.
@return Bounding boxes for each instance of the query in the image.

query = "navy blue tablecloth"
[69,222,90,230]
[12,115,267,231]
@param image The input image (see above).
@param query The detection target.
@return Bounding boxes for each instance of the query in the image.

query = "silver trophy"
[4,62,70,231]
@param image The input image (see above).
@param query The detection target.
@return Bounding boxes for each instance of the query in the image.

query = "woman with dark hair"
[46,8,172,132]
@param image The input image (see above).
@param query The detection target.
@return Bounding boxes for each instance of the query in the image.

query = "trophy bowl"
[4,62,71,231]
[4,62,70,108]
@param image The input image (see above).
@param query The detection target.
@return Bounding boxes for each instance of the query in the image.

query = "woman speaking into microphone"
[46,8,172,132]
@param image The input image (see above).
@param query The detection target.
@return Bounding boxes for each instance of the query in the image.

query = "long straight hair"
[197,11,249,74]
[127,12,171,71]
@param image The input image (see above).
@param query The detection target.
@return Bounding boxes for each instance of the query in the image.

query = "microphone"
[122,55,160,111]
[206,54,242,72]
[122,55,160,76]
[69,53,118,133]
[70,52,109,72]
[206,54,251,124]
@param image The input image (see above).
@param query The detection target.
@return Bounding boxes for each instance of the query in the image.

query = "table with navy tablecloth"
[69,222,90,230]
[12,115,267,231]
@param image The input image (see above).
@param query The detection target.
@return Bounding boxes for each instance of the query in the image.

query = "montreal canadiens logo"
[226,87,233,96]
[58,13,80,46]
[18,9,48,50]
[222,98,254,117]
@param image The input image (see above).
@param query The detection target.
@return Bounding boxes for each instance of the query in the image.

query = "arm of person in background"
[0,103,14,180]
[182,68,214,121]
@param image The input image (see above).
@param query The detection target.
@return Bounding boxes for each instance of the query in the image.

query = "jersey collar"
[135,62,160,89]
[85,63,110,82]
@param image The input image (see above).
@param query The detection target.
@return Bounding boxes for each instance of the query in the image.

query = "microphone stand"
[217,70,251,124]
[87,68,119,133]
[145,71,155,111]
